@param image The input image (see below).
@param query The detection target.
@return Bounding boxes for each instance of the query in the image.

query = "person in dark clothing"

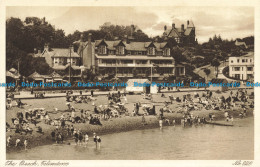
[74,132,79,145]
[51,131,56,140]
[136,103,139,115]
[94,106,98,114]
[152,104,156,115]
[78,132,83,145]
[91,90,94,96]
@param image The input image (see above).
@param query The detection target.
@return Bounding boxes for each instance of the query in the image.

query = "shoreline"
[6,107,254,154]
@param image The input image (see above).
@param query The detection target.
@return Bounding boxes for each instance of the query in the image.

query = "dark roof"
[43,48,80,58]
[95,40,169,52]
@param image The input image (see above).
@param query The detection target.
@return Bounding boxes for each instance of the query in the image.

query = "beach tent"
[126,79,150,94]
[126,79,159,94]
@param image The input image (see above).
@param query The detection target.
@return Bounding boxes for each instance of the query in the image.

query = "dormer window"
[164,48,170,56]
[116,46,125,55]
[98,45,107,54]
[148,47,155,55]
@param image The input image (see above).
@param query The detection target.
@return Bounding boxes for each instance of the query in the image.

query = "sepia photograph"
[1,1,258,166]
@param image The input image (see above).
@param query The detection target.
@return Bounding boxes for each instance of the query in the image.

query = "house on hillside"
[162,20,197,45]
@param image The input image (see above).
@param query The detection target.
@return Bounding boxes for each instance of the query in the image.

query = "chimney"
[80,33,84,42]
[172,23,175,29]
[181,24,184,31]
[164,25,167,31]
[123,35,129,44]
[155,36,158,42]
[44,43,49,51]
[70,45,74,53]
[88,33,92,44]
[187,20,189,26]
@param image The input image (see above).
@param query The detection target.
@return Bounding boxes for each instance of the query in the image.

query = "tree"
[203,68,211,82]
[211,58,220,78]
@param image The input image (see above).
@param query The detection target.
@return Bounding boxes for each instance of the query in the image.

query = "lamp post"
[151,64,153,83]
[69,45,72,83]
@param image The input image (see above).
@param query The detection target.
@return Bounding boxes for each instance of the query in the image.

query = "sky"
[6,6,254,43]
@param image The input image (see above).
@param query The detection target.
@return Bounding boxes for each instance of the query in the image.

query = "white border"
[0,0,259,167]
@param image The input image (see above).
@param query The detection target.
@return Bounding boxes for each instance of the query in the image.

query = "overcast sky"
[6,6,254,43]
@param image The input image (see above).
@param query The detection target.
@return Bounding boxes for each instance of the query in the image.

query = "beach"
[6,89,254,153]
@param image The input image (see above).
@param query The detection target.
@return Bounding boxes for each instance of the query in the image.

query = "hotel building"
[229,52,254,81]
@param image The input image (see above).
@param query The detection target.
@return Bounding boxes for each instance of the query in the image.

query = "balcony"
[98,63,174,67]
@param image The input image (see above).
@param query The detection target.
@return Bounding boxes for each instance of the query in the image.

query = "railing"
[98,63,174,67]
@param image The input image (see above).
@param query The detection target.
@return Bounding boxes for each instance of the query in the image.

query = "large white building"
[229,52,254,81]
[78,33,186,81]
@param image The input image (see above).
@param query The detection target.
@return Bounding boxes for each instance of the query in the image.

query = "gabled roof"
[94,40,169,52]
[52,64,70,70]
[6,71,20,79]
[50,71,62,78]
[29,72,43,78]
[43,48,80,58]
[167,28,181,38]
[184,27,193,36]
[9,68,18,73]
[187,20,195,28]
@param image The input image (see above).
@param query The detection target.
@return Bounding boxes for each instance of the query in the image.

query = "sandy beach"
[6,89,254,153]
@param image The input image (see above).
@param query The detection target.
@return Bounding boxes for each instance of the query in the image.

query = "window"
[247,74,253,79]
[247,67,253,71]
[231,60,233,63]
[164,48,170,56]
[234,67,240,71]
[175,37,180,43]
[98,45,107,54]
[148,47,155,55]
[235,74,240,79]
[237,59,240,63]
[250,59,252,63]
[116,46,125,55]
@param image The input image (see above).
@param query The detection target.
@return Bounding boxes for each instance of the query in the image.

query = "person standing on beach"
[97,136,101,149]
[136,103,139,115]
[74,130,79,145]
[7,135,11,147]
[84,133,89,147]
[172,119,176,126]
[24,139,28,150]
[93,132,97,148]
[78,132,83,146]
[124,95,127,104]
[159,118,163,129]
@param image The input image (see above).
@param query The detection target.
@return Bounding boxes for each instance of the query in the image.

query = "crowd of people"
[6,88,254,151]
